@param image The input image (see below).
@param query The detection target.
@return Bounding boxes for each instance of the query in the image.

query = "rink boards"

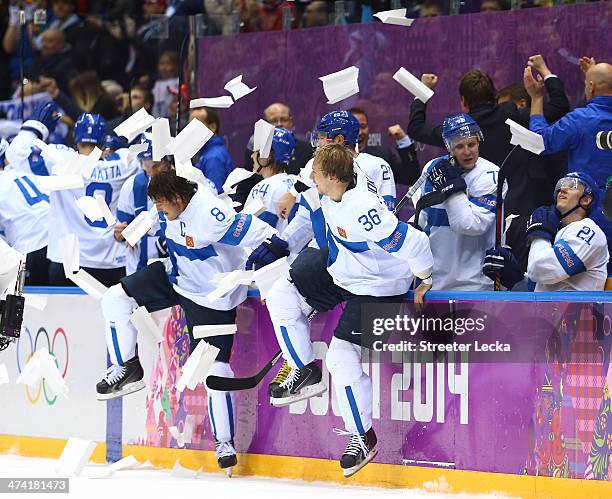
[1,288,611,498]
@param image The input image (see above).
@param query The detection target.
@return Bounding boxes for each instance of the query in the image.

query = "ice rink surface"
[0,455,509,498]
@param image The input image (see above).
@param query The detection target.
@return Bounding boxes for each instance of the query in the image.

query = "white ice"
[0,454,507,498]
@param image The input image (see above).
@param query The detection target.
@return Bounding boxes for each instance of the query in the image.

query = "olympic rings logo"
[16,326,69,406]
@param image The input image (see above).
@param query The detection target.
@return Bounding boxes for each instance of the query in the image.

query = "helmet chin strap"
[558,195,590,220]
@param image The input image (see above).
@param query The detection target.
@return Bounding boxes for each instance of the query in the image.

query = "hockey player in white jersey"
[415,113,502,290]
[484,172,609,290]
[260,144,433,477]
[115,134,172,275]
[97,171,278,472]
[5,104,139,286]
[0,165,50,285]
[246,127,297,233]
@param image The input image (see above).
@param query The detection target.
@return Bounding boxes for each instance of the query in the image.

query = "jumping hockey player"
[115,134,172,275]
[246,127,298,232]
[96,170,278,472]
[484,172,609,291]
[415,113,502,290]
[261,143,433,477]
[5,104,139,286]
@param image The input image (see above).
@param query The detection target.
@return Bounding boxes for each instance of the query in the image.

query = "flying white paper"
[165,119,214,164]
[114,108,156,142]
[61,234,79,277]
[152,118,171,161]
[319,66,360,105]
[253,119,275,159]
[189,96,234,109]
[224,74,257,101]
[505,119,545,155]
[393,67,434,103]
[374,8,414,26]
[68,269,108,300]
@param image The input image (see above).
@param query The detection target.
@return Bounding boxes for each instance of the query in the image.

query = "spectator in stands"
[43,0,92,71]
[525,60,612,285]
[419,1,441,18]
[301,1,329,28]
[39,71,118,123]
[258,0,298,31]
[236,102,312,206]
[497,83,530,109]
[152,51,179,118]
[406,55,569,218]
[28,29,76,94]
[347,107,420,187]
[191,107,233,193]
[480,0,506,12]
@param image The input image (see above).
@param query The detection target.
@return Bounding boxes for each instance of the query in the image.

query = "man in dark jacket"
[406,55,569,217]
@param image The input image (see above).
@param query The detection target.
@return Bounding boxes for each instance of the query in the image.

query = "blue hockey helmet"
[102,133,127,152]
[271,127,296,166]
[554,171,599,213]
[442,113,483,151]
[74,113,107,145]
[310,111,359,147]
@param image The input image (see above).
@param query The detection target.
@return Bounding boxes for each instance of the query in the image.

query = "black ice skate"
[215,439,237,477]
[269,360,327,407]
[96,356,145,400]
[268,359,291,396]
[336,427,378,478]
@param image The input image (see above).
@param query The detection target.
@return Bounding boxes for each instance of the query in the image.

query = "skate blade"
[96,380,146,401]
[343,449,378,478]
[270,382,327,407]
[225,467,233,478]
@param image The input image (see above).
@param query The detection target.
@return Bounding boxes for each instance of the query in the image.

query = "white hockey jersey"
[527,217,609,291]
[321,169,433,296]
[162,186,277,310]
[417,156,502,291]
[246,172,297,233]
[283,152,397,256]
[117,170,164,275]
[0,167,49,254]
[6,131,139,268]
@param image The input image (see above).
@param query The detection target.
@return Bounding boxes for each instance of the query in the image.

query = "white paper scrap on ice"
[374,8,414,26]
[110,455,141,471]
[171,460,199,478]
[57,438,96,477]
[224,74,257,101]
[393,67,434,103]
[505,118,545,155]
[319,66,359,104]
[0,364,9,385]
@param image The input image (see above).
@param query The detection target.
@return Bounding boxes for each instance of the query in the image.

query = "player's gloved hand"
[428,158,467,197]
[483,246,524,290]
[155,236,169,258]
[245,235,289,270]
[22,102,62,141]
[526,205,560,244]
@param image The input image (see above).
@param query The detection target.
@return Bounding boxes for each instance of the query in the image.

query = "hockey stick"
[493,144,519,291]
[393,168,430,214]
